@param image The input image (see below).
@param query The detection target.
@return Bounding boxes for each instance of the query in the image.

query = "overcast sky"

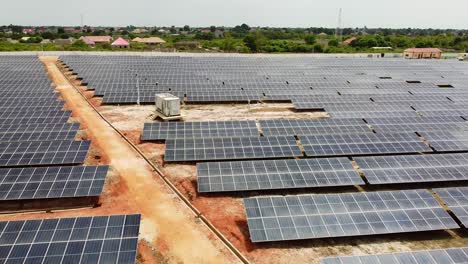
[3,0,468,29]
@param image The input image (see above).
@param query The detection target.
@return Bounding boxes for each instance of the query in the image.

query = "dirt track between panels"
[26,56,241,264]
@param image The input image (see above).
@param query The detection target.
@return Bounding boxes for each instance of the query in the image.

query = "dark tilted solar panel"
[322,247,468,264]
[197,157,364,192]
[244,189,458,242]
[0,111,71,121]
[0,165,108,200]
[142,121,259,140]
[0,123,79,134]
[0,101,64,109]
[434,187,468,227]
[0,214,140,264]
[262,125,372,136]
[259,119,370,136]
[165,136,302,161]
[0,140,90,167]
[300,133,431,157]
[364,116,464,125]
[0,130,77,142]
[329,111,419,118]
[418,110,468,118]
[186,95,261,103]
[420,131,468,151]
[0,116,71,125]
[372,123,465,133]
[260,119,366,128]
[354,153,468,184]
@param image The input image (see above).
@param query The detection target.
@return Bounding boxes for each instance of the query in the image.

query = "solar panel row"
[244,189,458,242]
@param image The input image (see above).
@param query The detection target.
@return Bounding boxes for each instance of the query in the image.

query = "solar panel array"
[355,153,468,185]
[59,55,468,110]
[0,166,108,200]
[0,56,106,205]
[0,214,140,264]
[322,247,468,264]
[59,55,468,247]
[434,187,468,227]
[300,133,432,157]
[197,158,364,192]
[142,120,259,140]
[244,189,458,242]
[165,136,302,161]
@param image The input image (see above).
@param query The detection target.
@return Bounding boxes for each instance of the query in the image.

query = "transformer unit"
[155,93,181,117]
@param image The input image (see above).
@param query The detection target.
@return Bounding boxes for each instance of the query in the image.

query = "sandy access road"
[40,56,241,264]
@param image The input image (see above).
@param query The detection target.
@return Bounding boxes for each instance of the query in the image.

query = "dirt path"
[40,56,240,264]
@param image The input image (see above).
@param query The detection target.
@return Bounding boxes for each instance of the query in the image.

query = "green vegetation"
[1,24,467,53]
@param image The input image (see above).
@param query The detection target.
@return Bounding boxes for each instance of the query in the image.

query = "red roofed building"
[111,37,130,48]
[79,36,113,46]
[404,48,442,59]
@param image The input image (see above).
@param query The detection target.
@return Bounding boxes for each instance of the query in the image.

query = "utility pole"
[336,8,343,43]
[80,14,84,30]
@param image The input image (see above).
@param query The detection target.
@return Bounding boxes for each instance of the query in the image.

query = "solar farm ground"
[55,56,468,263]
[1,54,467,264]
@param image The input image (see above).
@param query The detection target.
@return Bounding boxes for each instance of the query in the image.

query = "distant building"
[111,37,130,48]
[404,48,442,59]
[132,37,166,45]
[22,28,35,34]
[132,28,149,34]
[79,36,113,46]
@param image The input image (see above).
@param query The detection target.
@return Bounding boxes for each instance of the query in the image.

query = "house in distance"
[404,48,442,59]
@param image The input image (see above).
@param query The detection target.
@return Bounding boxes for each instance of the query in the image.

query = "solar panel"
[364,116,465,125]
[0,123,80,134]
[371,123,464,133]
[0,116,71,125]
[197,157,363,192]
[0,130,78,142]
[354,153,468,184]
[142,121,259,140]
[434,187,468,227]
[244,189,458,242]
[261,122,371,136]
[300,133,432,157]
[322,247,468,264]
[0,214,140,264]
[420,131,468,151]
[0,141,90,167]
[165,136,302,162]
[0,165,108,200]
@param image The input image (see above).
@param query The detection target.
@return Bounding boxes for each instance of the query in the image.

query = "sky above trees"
[2,0,468,28]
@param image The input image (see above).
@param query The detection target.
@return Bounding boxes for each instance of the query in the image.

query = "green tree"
[312,43,323,53]
[183,25,190,32]
[304,34,316,45]
[221,34,236,51]
[243,32,266,52]
[41,32,55,40]
[71,40,88,49]
[328,38,339,47]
